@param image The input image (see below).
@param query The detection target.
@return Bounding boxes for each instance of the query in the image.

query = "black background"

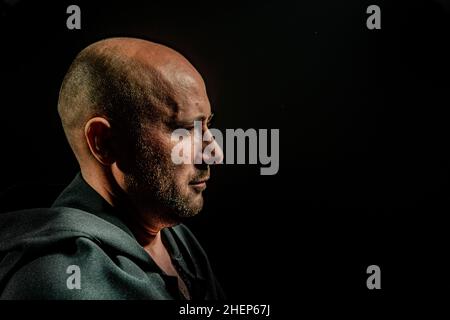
[1,0,449,309]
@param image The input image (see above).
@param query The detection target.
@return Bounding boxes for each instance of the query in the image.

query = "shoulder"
[0,208,149,299]
[1,236,144,299]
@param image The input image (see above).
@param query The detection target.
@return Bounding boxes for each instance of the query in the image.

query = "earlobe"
[84,117,114,165]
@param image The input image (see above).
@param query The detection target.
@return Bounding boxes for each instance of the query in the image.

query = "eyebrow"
[178,113,214,125]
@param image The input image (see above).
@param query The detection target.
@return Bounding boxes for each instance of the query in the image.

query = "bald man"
[0,38,225,300]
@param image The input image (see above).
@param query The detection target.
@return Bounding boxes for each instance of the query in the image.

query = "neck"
[80,165,173,248]
[125,207,168,248]
[81,166,117,207]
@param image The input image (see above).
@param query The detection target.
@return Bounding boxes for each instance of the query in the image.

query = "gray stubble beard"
[124,138,203,222]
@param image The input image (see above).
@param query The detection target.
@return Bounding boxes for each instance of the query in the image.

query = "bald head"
[58,37,207,163]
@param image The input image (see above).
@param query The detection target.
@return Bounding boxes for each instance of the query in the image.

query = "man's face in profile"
[123,71,219,220]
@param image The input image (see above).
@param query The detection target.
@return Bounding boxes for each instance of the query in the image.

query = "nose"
[202,128,224,165]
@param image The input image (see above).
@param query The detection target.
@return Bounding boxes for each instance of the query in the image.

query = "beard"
[123,135,205,221]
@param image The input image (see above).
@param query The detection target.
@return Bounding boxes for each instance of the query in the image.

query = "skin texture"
[57,38,223,299]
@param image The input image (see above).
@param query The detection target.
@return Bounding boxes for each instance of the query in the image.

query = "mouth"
[189,177,209,192]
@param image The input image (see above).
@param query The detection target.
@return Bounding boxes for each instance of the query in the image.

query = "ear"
[84,117,115,165]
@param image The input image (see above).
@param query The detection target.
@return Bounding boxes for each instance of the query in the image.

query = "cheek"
[149,131,178,165]
[164,138,193,183]
[173,164,193,186]
[154,129,196,182]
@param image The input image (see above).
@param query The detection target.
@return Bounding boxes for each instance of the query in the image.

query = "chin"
[189,197,204,214]
[187,197,204,217]
[167,192,203,219]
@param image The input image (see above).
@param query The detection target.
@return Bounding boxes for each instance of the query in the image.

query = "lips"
[190,178,209,185]
[189,179,209,186]
[189,177,209,191]
[190,174,209,184]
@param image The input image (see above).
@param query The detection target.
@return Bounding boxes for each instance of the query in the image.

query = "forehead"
[160,65,211,123]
